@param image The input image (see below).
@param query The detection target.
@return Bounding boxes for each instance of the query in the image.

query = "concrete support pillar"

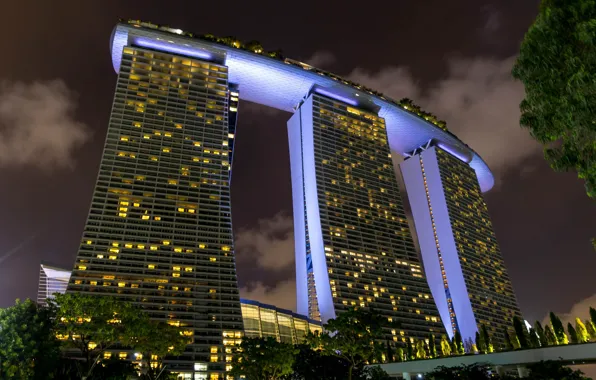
[402,372,411,380]
[517,365,529,378]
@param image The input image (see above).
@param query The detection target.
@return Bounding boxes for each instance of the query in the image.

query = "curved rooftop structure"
[110,21,494,192]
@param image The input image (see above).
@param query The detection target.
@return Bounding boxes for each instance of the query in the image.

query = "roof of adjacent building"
[240,298,322,326]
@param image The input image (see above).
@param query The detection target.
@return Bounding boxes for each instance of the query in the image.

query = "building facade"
[37,263,71,306]
[400,144,521,347]
[240,299,322,344]
[67,43,243,378]
[288,92,446,343]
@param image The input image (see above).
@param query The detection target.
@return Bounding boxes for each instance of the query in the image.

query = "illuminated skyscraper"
[67,43,243,378]
[288,91,445,343]
[37,262,71,306]
[400,144,521,347]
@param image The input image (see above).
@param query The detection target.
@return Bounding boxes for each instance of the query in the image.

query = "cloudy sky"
[0,0,595,329]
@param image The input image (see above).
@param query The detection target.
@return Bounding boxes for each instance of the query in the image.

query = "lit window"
[150,246,158,251]
[148,264,155,269]
[168,179,177,185]
[163,240,170,245]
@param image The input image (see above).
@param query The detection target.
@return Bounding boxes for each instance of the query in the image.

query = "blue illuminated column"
[288,92,445,343]
[401,145,521,347]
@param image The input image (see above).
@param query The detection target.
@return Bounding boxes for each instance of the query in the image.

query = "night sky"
[1,0,595,328]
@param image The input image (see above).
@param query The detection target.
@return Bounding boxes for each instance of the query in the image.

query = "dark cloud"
[235,212,294,271]
[240,280,297,311]
[348,56,541,185]
[0,80,90,169]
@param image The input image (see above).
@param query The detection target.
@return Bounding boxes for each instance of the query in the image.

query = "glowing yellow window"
[131,284,139,288]
[118,213,127,217]
[210,257,217,262]
[119,352,127,360]
[209,289,217,294]
[173,266,181,271]
[173,273,180,278]
[142,215,150,220]
[86,240,92,245]
[138,244,145,249]
[74,280,82,285]
[118,282,126,287]
[154,216,161,221]
[185,267,192,272]
[148,264,155,269]
[178,207,185,212]
[194,142,201,147]
[188,209,195,213]
[151,156,158,161]
[210,355,218,362]
[97,254,104,259]
[163,240,170,245]
[109,256,117,260]
[168,179,177,185]
[90,281,97,286]
[174,247,182,253]
[221,246,230,251]
[150,246,158,251]
[104,352,112,359]
[79,265,87,270]
[163,148,171,153]
[199,244,206,249]
[164,132,172,137]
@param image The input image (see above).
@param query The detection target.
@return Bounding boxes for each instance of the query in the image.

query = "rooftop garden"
[123,19,455,137]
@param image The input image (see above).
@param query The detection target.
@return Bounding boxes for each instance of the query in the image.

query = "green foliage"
[0,299,60,379]
[475,331,485,354]
[585,319,596,340]
[568,322,579,344]
[308,308,388,380]
[288,344,350,380]
[429,334,437,358]
[575,318,590,343]
[503,327,514,350]
[526,360,590,380]
[453,331,464,355]
[512,0,596,198]
[481,325,493,353]
[405,341,414,361]
[534,321,548,347]
[528,327,540,348]
[513,316,530,348]
[50,293,186,379]
[397,98,449,131]
[550,312,569,344]
[510,331,521,350]
[590,307,596,326]
[361,366,392,380]
[545,324,559,346]
[230,337,297,380]
[440,335,451,357]
[415,340,427,359]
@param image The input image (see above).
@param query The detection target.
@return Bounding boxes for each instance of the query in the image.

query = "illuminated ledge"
[110,23,495,192]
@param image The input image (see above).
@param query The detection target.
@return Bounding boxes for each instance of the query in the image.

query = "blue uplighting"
[134,38,212,61]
